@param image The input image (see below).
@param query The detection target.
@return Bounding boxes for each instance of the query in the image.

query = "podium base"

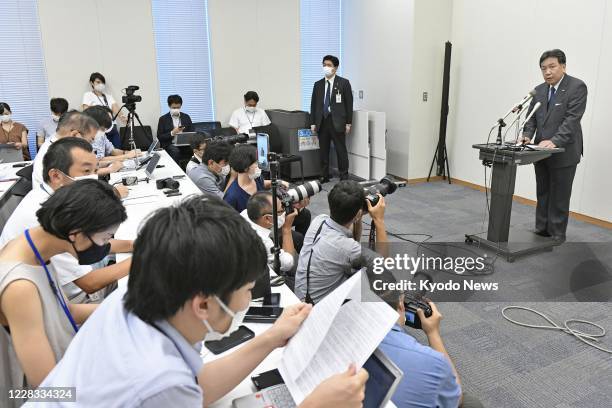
[465,227,557,262]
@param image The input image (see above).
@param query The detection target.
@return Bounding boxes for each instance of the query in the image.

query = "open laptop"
[232,348,403,408]
[172,131,197,146]
[144,153,161,179]
[121,139,159,171]
[0,145,23,163]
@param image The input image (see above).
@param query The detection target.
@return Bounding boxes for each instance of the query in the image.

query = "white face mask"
[94,83,106,93]
[245,106,256,113]
[276,212,286,229]
[95,130,106,141]
[52,115,60,122]
[203,296,247,342]
[71,174,98,182]
[1,114,11,123]
[323,66,334,77]
[170,108,180,117]
[220,164,230,177]
[248,166,262,180]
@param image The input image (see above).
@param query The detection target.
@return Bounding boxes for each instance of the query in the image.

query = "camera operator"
[224,144,311,239]
[242,191,299,278]
[34,196,369,407]
[378,290,483,408]
[189,141,233,198]
[82,72,125,148]
[294,180,387,304]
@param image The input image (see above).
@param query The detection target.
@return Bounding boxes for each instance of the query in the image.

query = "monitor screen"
[257,133,270,170]
[362,351,397,408]
[405,311,416,325]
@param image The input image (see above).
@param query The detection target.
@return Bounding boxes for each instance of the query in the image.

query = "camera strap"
[304,221,327,305]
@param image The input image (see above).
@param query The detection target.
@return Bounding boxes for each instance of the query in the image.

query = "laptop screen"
[362,350,399,408]
[145,153,161,178]
[146,139,159,155]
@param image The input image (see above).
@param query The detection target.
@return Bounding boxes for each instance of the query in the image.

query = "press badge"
[336,92,342,103]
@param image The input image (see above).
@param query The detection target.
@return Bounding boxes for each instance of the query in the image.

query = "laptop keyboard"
[264,385,295,408]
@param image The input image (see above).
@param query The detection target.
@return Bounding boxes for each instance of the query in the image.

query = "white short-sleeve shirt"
[82,91,117,109]
[228,107,271,134]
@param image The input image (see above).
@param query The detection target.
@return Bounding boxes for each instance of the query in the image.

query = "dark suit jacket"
[156,112,193,148]
[523,74,587,168]
[310,75,353,133]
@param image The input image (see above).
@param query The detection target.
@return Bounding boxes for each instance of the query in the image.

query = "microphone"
[493,90,537,127]
[512,89,536,113]
[516,102,542,144]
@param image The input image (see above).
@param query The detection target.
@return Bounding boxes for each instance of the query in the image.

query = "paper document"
[278,271,398,404]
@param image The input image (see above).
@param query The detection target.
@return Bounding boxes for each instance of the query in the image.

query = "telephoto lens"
[364,176,398,208]
[287,180,322,202]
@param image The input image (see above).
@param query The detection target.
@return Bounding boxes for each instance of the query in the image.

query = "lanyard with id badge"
[24,229,79,333]
[336,89,342,103]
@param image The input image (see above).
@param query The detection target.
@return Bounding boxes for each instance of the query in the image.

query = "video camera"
[122,85,142,105]
[206,133,249,145]
[277,180,322,215]
[363,176,398,209]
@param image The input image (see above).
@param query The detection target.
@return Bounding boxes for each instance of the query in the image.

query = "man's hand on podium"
[538,140,557,149]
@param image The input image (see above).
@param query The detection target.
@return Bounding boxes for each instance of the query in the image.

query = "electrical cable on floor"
[360,220,496,276]
[501,306,612,354]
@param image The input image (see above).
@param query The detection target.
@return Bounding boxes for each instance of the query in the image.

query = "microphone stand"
[268,152,282,278]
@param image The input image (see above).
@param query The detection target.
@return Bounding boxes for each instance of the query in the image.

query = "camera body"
[206,134,249,145]
[363,176,398,209]
[403,295,433,330]
[156,177,179,190]
[122,85,142,105]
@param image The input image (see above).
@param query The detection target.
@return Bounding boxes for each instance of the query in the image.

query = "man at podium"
[522,49,587,243]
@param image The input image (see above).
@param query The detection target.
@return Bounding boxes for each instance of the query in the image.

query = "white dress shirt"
[0,182,93,299]
[228,107,271,134]
[240,210,294,272]
[32,133,58,190]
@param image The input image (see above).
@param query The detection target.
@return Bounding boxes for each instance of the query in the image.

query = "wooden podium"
[465,143,565,262]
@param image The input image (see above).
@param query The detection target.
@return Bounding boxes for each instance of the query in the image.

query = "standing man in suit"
[157,94,194,162]
[522,49,587,243]
[310,55,353,183]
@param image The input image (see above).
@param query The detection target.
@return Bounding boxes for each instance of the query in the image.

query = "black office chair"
[119,125,154,151]
[254,124,304,183]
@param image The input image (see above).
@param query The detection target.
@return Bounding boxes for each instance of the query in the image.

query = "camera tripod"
[114,103,145,167]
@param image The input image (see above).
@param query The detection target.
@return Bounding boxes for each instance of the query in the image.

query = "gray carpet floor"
[304,179,612,408]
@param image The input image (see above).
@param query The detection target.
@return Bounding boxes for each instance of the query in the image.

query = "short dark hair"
[0,102,11,114]
[190,133,207,151]
[539,49,566,66]
[57,111,100,135]
[204,142,232,166]
[50,98,69,115]
[229,144,257,173]
[243,91,259,103]
[124,195,267,323]
[83,105,112,130]
[247,191,273,221]
[323,55,340,67]
[42,137,94,183]
[328,180,365,225]
[89,72,106,84]
[167,95,183,106]
[36,179,127,240]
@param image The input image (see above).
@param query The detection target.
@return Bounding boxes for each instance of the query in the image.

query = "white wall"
[341,0,415,178]
[38,0,161,133]
[447,0,612,222]
[207,0,301,125]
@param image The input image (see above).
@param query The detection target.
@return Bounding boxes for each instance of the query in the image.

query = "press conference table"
[112,150,302,407]
[0,160,31,203]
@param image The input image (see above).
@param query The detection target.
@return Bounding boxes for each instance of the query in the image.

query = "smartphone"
[256,133,270,170]
[263,292,280,307]
[251,369,284,391]
[244,306,283,323]
[12,163,28,168]
[204,325,255,355]
[165,191,182,197]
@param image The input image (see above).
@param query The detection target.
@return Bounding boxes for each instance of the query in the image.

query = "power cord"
[502,306,612,354]
[360,220,496,276]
